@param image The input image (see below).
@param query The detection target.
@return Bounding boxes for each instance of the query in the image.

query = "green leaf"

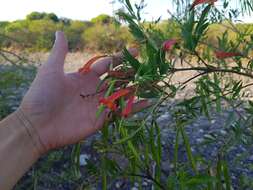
[185,175,216,186]
[113,124,144,145]
[223,160,232,190]
[180,125,198,174]
[194,5,211,37]
[117,11,146,42]
[216,155,223,190]
[123,47,141,72]
[157,49,168,75]
[155,121,162,165]
[125,0,134,12]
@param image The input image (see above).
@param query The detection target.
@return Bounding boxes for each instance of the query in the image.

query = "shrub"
[63,20,91,50]
[27,20,58,50]
[91,14,114,25]
[26,12,59,22]
[82,23,132,53]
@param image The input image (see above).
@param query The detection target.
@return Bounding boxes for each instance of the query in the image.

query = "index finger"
[91,48,138,76]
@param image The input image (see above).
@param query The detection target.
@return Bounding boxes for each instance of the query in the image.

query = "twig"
[171,67,253,79]
[0,49,24,61]
[181,71,208,85]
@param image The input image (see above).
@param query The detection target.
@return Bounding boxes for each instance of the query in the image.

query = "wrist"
[0,111,44,189]
[14,108,47,156]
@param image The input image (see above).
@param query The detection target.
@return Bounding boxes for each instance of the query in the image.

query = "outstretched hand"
[19,31,146,153]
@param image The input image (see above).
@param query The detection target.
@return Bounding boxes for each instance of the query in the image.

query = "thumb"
[46,31,68,71]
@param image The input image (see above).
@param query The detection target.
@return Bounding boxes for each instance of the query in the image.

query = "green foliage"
[0,64,35,119]
[28,20,58,50]
[0,11,252,53]
[0,12,134,52]
[26,12,59,22]
[182,5,211,51]
[91,14,113,24]
[82,23,132,53]
[26,12,46,20]
[63,20,90,50]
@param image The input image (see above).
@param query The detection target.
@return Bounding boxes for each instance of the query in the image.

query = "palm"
[34,71,106,150]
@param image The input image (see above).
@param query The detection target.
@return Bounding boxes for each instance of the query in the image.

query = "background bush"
[0,12,252,53]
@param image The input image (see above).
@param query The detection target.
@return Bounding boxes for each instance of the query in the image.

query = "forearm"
[0,110,42,190]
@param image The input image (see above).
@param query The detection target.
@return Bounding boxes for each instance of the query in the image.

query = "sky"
[0,0,252,22]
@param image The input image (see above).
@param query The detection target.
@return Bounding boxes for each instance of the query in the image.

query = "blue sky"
[0,0,252,22]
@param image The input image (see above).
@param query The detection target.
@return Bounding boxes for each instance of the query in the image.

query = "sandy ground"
[26,52,93,73]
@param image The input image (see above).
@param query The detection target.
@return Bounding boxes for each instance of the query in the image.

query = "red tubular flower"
[162,39,177,51]
[99,98,117,111]
[107,89,130,101]
[79,55,107,74]
[99,89,131,111]
[215,51,242,59]
[190,0,217,10]
[121,96,135,118]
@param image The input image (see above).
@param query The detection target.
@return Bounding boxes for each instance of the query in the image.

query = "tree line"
[0,12,252,53]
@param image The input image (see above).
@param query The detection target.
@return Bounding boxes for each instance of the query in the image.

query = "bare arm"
[0,110,41,189]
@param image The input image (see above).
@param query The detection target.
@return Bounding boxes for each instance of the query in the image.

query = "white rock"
[157,114,170,122]
[199,129,204,133]
[196,138,203,143]
[220,130,227,135]
[79,154,90,166]
[115,181,122,188]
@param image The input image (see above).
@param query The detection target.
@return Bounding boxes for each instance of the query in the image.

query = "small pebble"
[115,181,122,189]
[79,154,90,166]
[196,138,204,143]
[134,182,139,187]
[220,130,227,135]
[142,181,148,186]
[199,129,204,133]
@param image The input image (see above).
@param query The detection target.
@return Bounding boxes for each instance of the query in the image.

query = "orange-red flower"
[162,39,177,51]
[99,98,117,111]
[215,51,242,59]
[190,0,217,10]
[79,55,107,74]
[121,96,135,118]
[99,89,131,111]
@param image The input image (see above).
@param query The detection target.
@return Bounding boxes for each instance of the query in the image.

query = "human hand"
[18,31,146,154]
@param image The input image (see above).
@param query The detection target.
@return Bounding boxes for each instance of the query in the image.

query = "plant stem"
[171,67,253,79]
